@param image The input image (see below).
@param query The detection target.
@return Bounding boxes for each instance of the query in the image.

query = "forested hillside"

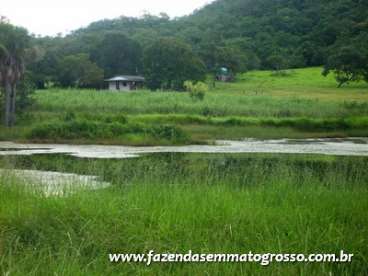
[28,0,368,88]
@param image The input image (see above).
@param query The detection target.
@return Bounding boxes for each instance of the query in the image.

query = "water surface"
[0,169,110,196]
[1,138,368,158]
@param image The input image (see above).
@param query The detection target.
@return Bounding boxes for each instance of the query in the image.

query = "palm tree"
[0,22,29,127]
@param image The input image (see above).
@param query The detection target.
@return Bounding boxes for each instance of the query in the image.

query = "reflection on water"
[1,138,368,196]
[0,148,52,152]
[277,138,368,145]
[1,138,368,159]
[0,169,110,196]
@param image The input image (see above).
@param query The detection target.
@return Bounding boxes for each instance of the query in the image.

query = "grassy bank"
[0,153,367,274]
[1,67,368,145]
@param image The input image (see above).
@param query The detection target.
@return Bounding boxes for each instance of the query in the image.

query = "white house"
[105,75,145,91]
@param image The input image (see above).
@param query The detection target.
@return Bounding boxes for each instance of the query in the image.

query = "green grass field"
[0,153,367,275]
[1,67,368,145]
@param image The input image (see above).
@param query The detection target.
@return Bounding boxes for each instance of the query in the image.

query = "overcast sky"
[1,0,214,36]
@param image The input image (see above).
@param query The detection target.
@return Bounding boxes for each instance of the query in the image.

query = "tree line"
[15,0,368,89]
[28,0,368,89]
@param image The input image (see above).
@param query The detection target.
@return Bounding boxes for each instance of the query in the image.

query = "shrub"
[28,119,191,144]
[115,114,128,124]
[28,120,108,140]
[184,81,208,101]
[201,106,213,117]
[64,112,76,122]
[149,125,189,142]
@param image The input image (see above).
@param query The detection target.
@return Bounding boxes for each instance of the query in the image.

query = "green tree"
[143,38,206,90]
[27,37,64,89]
[57,54,104,88]
[184,81,208,101]
[16,71,35,113]
[0,22,30,126]
[323,45,368,87]
[266,54,288,72]
[91,32,142,77]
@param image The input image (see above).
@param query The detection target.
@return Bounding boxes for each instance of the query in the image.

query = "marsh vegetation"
[0,153,367,275]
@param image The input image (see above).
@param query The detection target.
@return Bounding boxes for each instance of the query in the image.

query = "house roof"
[105,75,145,82]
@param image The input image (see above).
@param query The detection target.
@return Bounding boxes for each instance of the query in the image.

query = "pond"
[1,138,368,196]
[0,138,368,159]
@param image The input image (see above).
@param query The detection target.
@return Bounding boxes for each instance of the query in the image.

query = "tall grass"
[31,68,368,119]
[32,88,368,118]
[18,113,368,145]
[0,153,367,275]
[27,119,191,145]
[2,67,368,144]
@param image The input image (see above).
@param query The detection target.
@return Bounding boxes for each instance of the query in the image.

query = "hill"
[74,0,368,67]
[27,0,368,88]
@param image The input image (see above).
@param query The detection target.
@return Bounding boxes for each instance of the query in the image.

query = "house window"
[123,82,127,87]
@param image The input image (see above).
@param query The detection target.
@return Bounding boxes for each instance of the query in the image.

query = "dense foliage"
[323,38,368,87]
[57,53,104,88]
[91,32,143,77]
[143,38,206,90]
[11,0,368,89]
[0,21,31,126]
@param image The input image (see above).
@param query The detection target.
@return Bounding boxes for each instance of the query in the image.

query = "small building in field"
[216,67,234,82]
[105,75,145,91]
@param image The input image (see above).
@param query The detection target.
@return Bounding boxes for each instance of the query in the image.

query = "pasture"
[1,67,368,145]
